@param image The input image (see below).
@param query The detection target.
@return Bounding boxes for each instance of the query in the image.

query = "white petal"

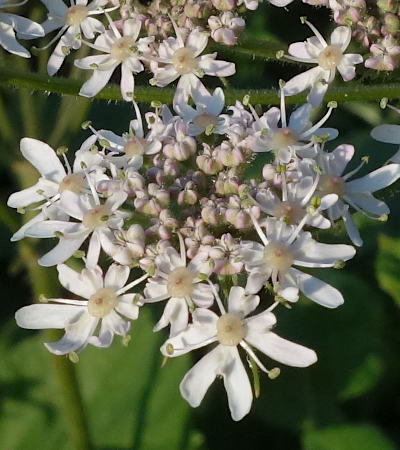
[330,26,351,51]
[330,144,354,176]
[45,312,98,355]
[0,22,30,57]
[38,234,88,266]
[191,283,214,308]
[291,268,344,308]
[186,29,208,57]
[227,286,259,318]
[245,331,317,367]
[123,18,141,40]
[57,264,94,298]
[160,308,218,357]
[347,192,389,216]
[115,294,139,320]
[120,62,135,101]
[371,124,400,144]
[346,164,400,193]
[154,297,189,337]
[180,345,223,408]
[198,56,235,77]
[245,270,269,294]
[86,232,101,269]
[15,303,85,329]
[24,221,84,238]
[342,207,363,247]
[284,67,322,96]
[79,67,116,98]
[222,347,253,421]
[20,138,66,182]
[105,263,130,291]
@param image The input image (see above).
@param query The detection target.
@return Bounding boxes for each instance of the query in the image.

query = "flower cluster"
[11,83,400,419]
[5,0,400,422]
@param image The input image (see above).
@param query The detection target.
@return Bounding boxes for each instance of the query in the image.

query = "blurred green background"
[1,2,400,449]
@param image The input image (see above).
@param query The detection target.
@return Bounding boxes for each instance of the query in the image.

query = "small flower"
[24,189,127,268]
[241,217,355,306]
[7,138,97,242]
[175,87,230,136]
[144,234,214,336]
[75,18,153,100]
[15,263,147,354]
[151,22,235,106]
[315,143,400,246]
[161,286,317,421]
[249,93,338,163]
[284,22,363,106]
[40,0,109,75]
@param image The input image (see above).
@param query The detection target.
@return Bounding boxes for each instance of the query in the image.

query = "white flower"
[284,22,363,106]
[315,143,400,246]
[175,87,230,136]
[144,234,214,337]
[161,286,317,421]
[7,138,100,242]
[254,176,337,229]
[15,263,147,354]
[151,24,235,107]
[24,189,127,268]
[0,0,44,57]
[95,101,162,169]
[40,0,109,75]
[249,93,338,162]
[241,217,355,307]
[75,18,153,100]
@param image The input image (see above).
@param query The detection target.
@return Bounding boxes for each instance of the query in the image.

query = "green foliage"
[0,310,192,450]
[376,234,400,307]
[302,424,396,450]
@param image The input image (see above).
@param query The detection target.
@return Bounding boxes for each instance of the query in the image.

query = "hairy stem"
[2,66,399,106]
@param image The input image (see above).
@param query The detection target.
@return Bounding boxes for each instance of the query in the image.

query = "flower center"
[167,267,194,298]
[82,204,112,230]
[65,5,88,26]
[318,174,346,196]
[88,288,117,318]
[272,128,299,149]
[192,113,218,130]
[172,47,197,75]
[273,201,305,224]
[318,45,343,70]
[124,137,146,157]
[217,313,245,346]
[264,242,294,271]
[110,36,136,62]
[58,174,85,194]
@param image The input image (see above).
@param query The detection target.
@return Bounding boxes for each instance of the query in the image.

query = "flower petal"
[20,138,66,183]
[15,303,85,329]
[246,331,317,367]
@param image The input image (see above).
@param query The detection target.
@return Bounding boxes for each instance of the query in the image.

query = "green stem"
[2,66,400,106]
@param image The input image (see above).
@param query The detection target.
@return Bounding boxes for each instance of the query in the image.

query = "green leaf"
[0,309,192,450]
[302,424,396,450]
[376,234,400,307]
